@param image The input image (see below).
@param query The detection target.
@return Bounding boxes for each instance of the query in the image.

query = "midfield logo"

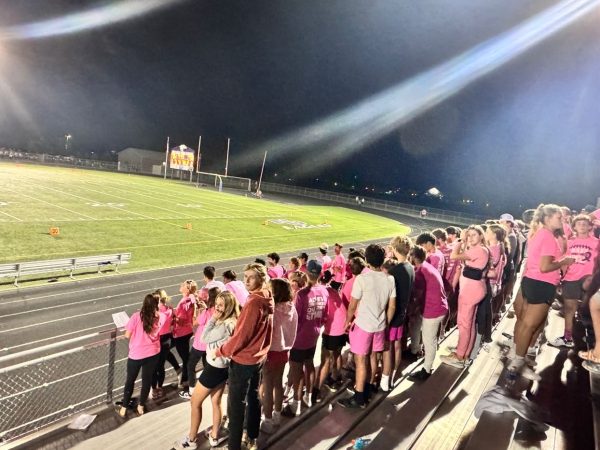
[268,219,331,230]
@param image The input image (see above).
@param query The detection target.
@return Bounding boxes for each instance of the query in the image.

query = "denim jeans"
[227,360,262,450]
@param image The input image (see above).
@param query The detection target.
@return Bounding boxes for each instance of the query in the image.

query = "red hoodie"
[216,289,274,365]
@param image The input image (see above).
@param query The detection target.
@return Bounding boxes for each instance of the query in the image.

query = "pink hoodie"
[270,301,298,352]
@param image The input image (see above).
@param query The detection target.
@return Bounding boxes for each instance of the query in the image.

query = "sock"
[509,355,525,370]
[380,374,390,392]
[188,386,194,395]
[527,346,537,354]
[564,330,573,341]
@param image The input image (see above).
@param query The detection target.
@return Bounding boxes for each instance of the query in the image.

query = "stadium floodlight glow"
[427,187,441,197]
[0,0,188,41]
[240,0,600,174]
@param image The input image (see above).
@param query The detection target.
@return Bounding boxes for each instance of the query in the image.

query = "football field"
[0,162,410,276]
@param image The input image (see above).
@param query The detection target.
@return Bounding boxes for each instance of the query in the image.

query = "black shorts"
[521,277,557,305]
[289,346,316,363]
[562,278,587,300]
[322,334,346,352]
[198,363,229,389]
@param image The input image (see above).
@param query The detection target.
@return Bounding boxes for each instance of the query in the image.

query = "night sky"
[1,0,599,215]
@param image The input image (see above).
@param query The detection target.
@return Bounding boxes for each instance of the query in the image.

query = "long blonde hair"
[154,289,170,306]
[529,203,561,239]
[216,291,240,323]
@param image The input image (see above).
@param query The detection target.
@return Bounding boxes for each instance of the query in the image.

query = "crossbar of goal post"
[195,171,252,192]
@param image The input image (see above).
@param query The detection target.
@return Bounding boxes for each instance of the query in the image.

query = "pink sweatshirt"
[270,302,298,352]
[193,307,214,351]
[225,280,249,306]
[173,295,195,338]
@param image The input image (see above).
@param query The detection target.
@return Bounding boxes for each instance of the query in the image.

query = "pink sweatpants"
[456,277,486,359]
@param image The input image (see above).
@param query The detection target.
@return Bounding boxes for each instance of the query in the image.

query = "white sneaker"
[302,393,312,408]
[173,436,197,449]
[440,354,465,369]
[520,364,541,381]
[549,336,574,348]
[260,418,277,434]
[527,346,538,357]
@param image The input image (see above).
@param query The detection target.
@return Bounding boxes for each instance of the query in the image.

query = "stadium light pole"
[225,137,230,177]
[64,134,71,153]
[163,136,169,180]
[196,135,202,186]
[256,150,267,197]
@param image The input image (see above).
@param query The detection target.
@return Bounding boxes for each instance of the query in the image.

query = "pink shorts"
[349,323,386,355]
[388,326,403,342]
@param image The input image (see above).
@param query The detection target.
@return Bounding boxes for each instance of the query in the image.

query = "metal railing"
[0,150,118,171]
[260,182,486,226]
[0,328,134,444]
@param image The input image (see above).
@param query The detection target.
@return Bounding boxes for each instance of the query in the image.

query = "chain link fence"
[260,181,486,226]
[0,329,137,444]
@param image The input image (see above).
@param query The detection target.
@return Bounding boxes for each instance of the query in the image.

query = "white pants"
[422,315,445,372]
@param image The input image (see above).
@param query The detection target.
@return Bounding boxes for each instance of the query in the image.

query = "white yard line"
[0,210,23,221]
[22,179,226,240]
[14,191,98,221]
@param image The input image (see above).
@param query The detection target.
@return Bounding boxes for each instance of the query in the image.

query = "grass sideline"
[0,163,410,281]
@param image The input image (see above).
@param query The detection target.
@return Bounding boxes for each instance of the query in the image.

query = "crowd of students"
[117,204,600,450]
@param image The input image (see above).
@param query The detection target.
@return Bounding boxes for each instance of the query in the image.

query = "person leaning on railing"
[118,293,162,418]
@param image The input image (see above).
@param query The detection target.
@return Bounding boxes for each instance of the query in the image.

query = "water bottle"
[352,437,371,449]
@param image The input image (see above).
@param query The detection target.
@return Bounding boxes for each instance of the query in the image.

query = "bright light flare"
[241,0,600,174]
[0,0,187,41]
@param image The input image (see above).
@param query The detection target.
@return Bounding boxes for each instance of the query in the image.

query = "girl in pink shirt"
[509,204,574,377]
[441,225,489,368]
[261,278,298,434]
[151,289,181,399]
[118,293,161,418]
[317,283,347,392]
[172,280,197,387]
[180,286,220,399]
[223,270,249,307]
[550,214,598,348]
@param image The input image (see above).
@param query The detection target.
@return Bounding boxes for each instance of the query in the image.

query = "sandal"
[579,350,600,363]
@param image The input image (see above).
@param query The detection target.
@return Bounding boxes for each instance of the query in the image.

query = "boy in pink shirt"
[267,252,286,279]
[222,270,249,307]
[318,243,332,274]
[283,260,329,416]
[416,232,446,276]
[550,214,599,348]
[198,266,226,301]
[330,243,347,291]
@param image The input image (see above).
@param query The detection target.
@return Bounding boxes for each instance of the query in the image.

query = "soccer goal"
[196,171,252,192]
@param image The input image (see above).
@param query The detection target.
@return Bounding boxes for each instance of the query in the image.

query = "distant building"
[117,148,164,175]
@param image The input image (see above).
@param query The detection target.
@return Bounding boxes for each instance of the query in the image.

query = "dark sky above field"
[1,0,599,214]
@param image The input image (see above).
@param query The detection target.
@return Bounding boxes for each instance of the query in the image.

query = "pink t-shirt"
[320,255,332,273]
[414,261,448,319]
[341,275,355,308]
[331,254,347,283]
[193,307,213,351]
[563,236,599,281]
[293,285,328,349]
[268,265,286,279]
[173,295,195,338]
[199,280,226,300]
[563,223,573,240]
[441,242,459,284]
[126,311,161,360]
[225,280,249,306]
[427,249,445,276]
[158,303,174,336]
[324,288,347,336]
[524,228,563,285]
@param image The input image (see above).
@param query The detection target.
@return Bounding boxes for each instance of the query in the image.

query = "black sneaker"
[337,396,366,409]
[323,376,338,392]
[311,388,321,405]
[408,368,431,382]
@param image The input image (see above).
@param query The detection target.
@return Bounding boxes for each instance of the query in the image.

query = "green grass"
[0,162,411,273]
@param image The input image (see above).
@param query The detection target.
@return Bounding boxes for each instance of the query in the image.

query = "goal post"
[196,171,252,192]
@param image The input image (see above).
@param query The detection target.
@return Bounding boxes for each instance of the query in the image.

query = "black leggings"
[188,347,207,388]
[123,354,159,408]
[475,282,493,343]
[152,334,180,389]
[173,334,193,383]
